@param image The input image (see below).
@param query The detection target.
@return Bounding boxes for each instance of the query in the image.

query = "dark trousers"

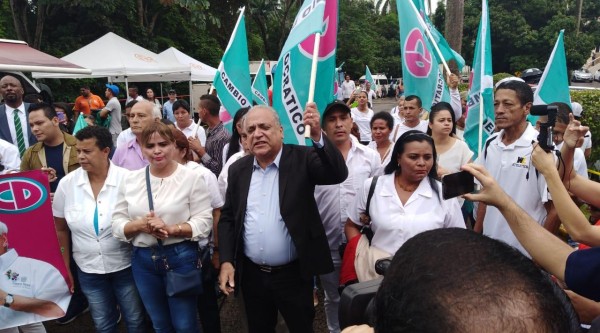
[197,248,221,333]
[242,257,314,333]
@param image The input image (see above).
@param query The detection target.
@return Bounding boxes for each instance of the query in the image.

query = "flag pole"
[409,0,452,79]
[305,32,322,138]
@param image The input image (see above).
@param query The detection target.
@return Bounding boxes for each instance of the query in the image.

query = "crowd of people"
[0,71,599,333]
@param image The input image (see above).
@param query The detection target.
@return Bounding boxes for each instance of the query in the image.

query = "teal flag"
[397,0,451,111]
[533,30,571,110]
[365,65,376,91]
[252,59,269,105]
[464,0,494,160]
[272,0,338,145]
[213,7,252,128]
[72,114,88,136]
[412,0,465,70]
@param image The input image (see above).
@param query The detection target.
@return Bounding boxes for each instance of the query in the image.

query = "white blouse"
[112,163,213,247]
[349,174,464,255]
[53,162,132,274]
[351,107,374,142]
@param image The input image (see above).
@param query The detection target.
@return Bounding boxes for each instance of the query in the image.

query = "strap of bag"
[145,166,165,250]
[365,176,379,217]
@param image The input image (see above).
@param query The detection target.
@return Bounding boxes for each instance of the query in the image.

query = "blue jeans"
[132,241,201,333]
[77,266,146,333]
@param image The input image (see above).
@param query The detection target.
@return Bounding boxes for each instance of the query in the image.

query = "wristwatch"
[3,293,14,308]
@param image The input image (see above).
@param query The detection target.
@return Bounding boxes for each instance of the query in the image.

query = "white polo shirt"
[349,174,464,256]
[52,162,132,274]
[477,123,549,256]
[315,138,382,250]
[0,249,70,328]
[394,120,429,141]
[176,121,207,146]
[0,139,21,174]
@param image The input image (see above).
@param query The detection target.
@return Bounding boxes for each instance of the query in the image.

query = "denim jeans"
[132,241,201,333]
[77,266,146,333]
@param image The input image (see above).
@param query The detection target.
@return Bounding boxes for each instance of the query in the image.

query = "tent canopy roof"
[32,32,188,79]
[0,39,91,74]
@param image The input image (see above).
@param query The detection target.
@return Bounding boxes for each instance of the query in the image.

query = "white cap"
[572,102,583,117]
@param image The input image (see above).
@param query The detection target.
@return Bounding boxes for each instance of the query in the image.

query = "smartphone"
[441,170,475,200]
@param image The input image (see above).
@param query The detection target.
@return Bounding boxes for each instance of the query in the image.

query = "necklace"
[396,176,418,192]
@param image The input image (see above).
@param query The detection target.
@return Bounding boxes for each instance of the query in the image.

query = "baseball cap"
[322,101,351,123]
[168,89,176,94]
[572,102,583,118]
[105,84,119,96]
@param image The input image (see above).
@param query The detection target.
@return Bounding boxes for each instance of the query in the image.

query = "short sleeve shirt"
[105,97,122,135]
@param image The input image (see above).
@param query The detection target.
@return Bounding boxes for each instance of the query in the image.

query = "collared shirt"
[349,175,464,256]
[111,138,148,171]
[477,123,549,256]
[162,99,177,123]
[395,120,429,141]
[53,162,132,274]
[176,121,207,146]
[315,139,381,250]
[341,80,355,99]
[0,249,71,327]
[115,128,135,149]
[0,138,21,173]
[73,94,105,116]
[201,122,231,176]
[244,148,297,266]
[5,103,30,148]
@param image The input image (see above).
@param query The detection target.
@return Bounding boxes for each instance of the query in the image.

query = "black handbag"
[145,166,203,297]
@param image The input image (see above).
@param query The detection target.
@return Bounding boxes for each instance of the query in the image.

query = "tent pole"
[189,76,193,119]
[125,78,129,98]
[160,82,164,105]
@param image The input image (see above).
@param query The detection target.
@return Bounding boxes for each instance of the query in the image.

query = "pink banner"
[0,170,71,329]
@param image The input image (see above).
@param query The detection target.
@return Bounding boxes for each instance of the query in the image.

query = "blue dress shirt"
[243,148,298,266]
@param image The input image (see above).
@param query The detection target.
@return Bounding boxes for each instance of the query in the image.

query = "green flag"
[532,30,571,110]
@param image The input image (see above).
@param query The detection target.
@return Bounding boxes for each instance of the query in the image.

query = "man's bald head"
[0,75,24,108]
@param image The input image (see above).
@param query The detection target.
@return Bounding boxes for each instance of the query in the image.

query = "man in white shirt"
[475,80,557,256]
[395,95,429,140]
[0,138,20,174]
[125,86,144,105]
[314,101,381,333]
[0,221,70,331]
[340,75,356,103]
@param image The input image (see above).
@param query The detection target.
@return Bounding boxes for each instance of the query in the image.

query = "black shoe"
[55,304,90,325]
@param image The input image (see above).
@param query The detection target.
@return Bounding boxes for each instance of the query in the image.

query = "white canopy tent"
[31,32,189,80]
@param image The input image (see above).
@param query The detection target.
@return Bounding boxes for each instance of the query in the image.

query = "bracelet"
[177,224,183,235]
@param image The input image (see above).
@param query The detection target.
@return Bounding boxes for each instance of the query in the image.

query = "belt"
[246,257,298,273]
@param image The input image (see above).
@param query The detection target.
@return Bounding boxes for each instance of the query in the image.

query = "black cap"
[168,89,176,94]
[322,101,351,122]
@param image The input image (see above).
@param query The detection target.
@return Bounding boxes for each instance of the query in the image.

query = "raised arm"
[462,163,574,281]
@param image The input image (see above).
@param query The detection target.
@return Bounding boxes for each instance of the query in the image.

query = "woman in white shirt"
[426,102,474,177]
[112,122,213,333]
[221,107,249,166]
[350,91,374,145]
[345,130,464,280]
[368,112,394,170]
[145,88,162,119]
[53,126,146,333]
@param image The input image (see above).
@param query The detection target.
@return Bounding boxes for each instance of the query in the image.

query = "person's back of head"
[374,228,579,333]
[200,94,221,117]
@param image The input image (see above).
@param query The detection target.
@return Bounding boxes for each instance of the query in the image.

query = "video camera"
[530,105,558,152]
[338,258,392,329]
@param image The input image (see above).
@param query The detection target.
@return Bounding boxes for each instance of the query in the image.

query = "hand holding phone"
[442,170,475,200]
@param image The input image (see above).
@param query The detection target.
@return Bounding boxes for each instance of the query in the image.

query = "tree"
[445,0,464,72]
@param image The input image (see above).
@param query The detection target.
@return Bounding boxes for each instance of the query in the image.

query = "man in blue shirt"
[218,103,348,333]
